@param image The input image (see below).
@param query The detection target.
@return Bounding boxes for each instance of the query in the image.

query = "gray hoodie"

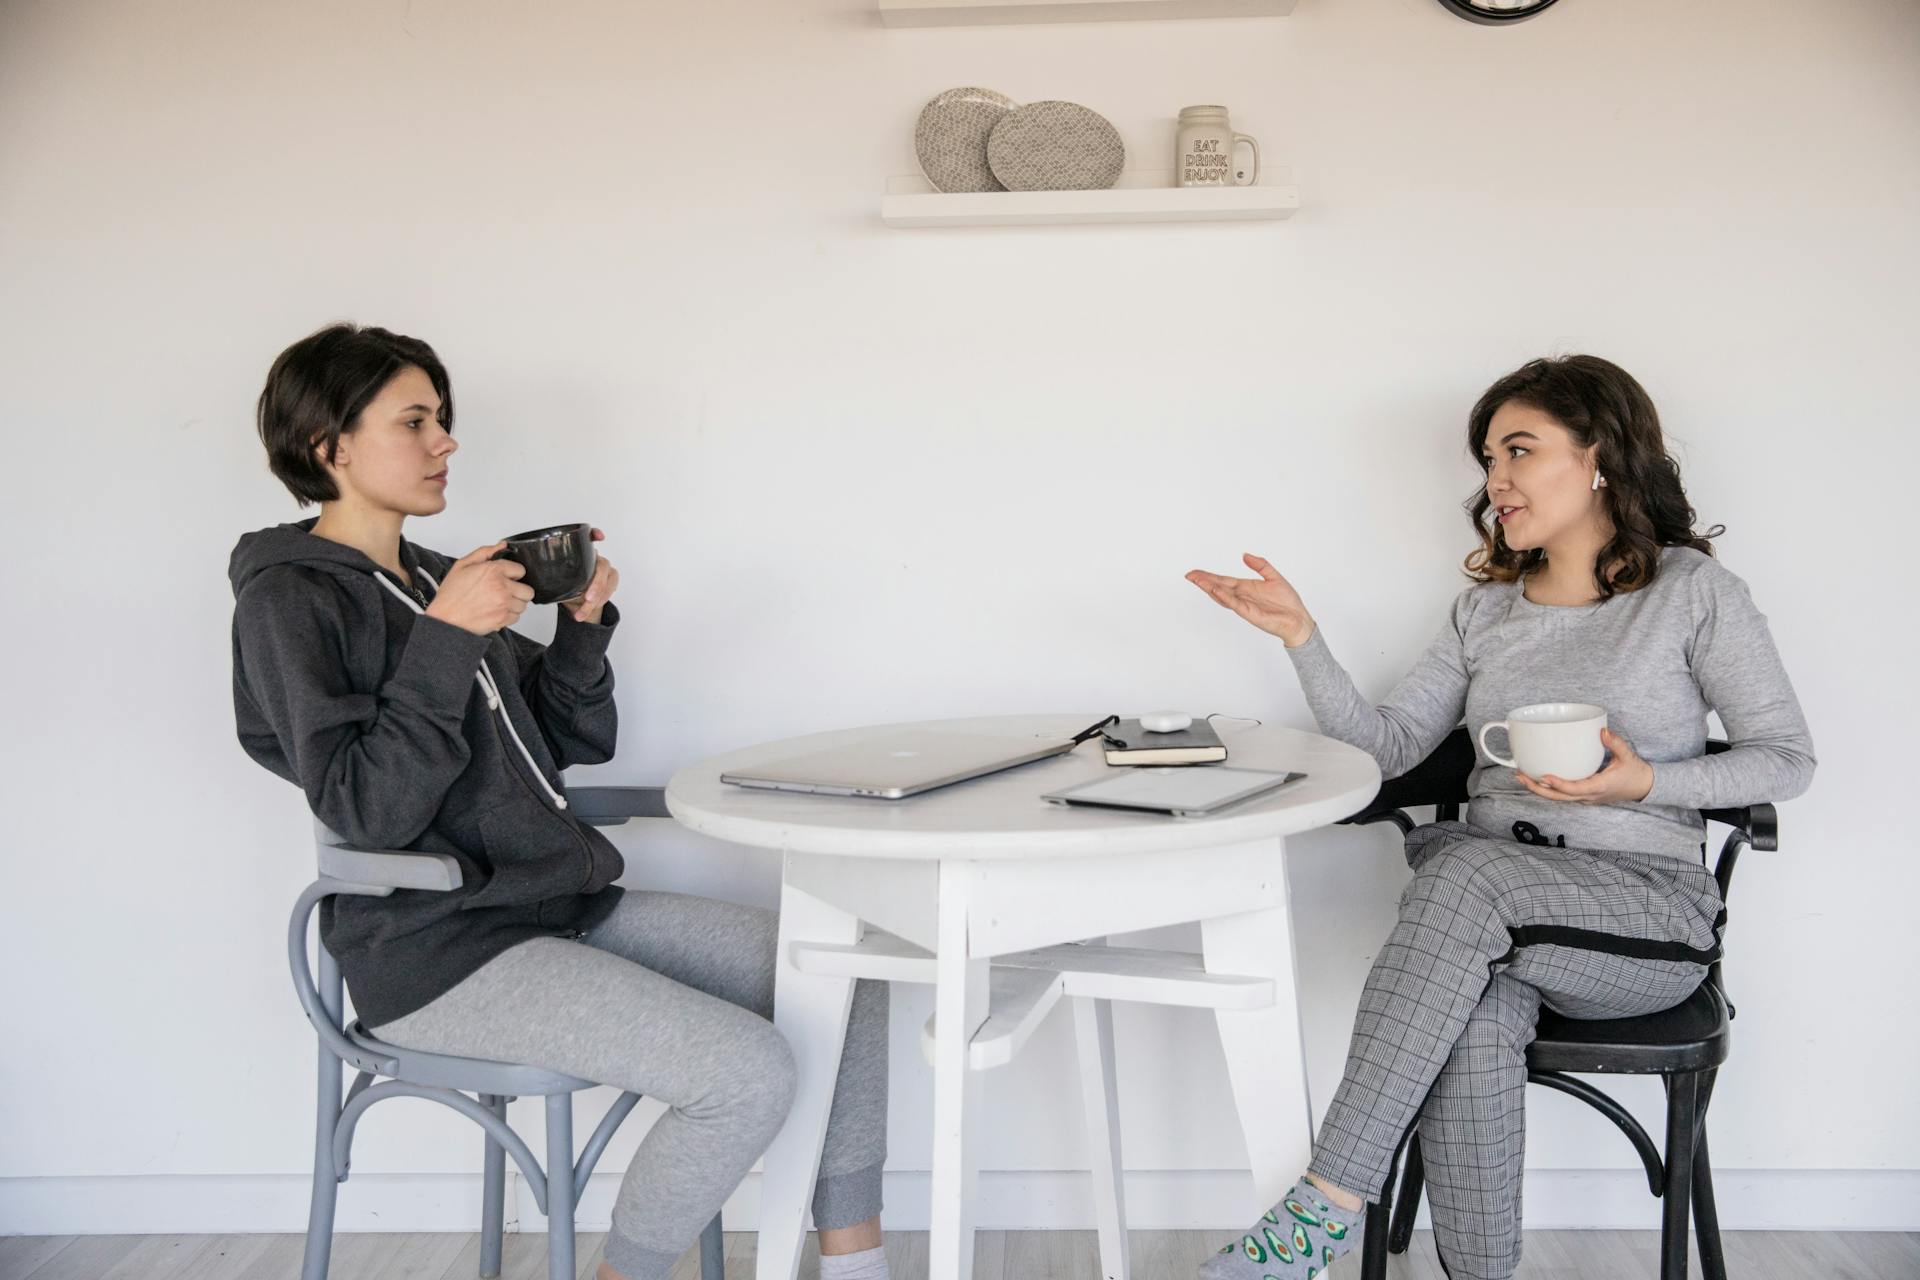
[230,519,625,1026]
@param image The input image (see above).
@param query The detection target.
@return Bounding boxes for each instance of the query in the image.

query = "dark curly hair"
[257,323,453,506]
[1464,355,1721,599]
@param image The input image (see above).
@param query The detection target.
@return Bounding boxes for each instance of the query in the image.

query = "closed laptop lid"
[721,730,1072,797]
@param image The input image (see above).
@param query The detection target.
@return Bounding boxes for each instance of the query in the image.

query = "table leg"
[756,876,862,1280]
[1202,895,1314,1220]
[1074,991,1130,1280]
[929,860,988,1280]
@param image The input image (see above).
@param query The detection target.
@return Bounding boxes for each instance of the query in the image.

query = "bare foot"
[818,1216,883,1255]
[597,1262,631,1280]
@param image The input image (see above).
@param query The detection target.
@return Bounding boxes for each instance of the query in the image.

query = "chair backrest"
[1350,727,1763,874]
[289,875,402,1076]
[288,792,664,1070]
[1344,727,1778,999]
[291,825,464,1077]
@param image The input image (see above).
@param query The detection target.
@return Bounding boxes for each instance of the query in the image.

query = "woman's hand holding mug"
[1186,553,1316,648]
[1517,727,1655,805]
[1479,704,1655,805]
[426,542,535,635]
[560,528,619,624]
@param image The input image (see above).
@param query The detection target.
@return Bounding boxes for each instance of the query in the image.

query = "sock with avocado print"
[1197,1179,1363,1279]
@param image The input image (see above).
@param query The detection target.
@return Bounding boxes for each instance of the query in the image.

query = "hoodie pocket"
[457,806,575,912]
[576,823,625,896]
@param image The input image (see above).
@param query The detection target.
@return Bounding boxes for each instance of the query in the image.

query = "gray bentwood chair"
[290,785,724,1280]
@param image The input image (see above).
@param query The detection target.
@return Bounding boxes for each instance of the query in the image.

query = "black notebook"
[1101,717,1228,766]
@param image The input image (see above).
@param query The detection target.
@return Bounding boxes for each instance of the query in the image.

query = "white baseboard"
[3,1168,1914,1236]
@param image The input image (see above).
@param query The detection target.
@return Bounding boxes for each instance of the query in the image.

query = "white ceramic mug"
[1176,105,1260,188]
[1477,703,1608,780]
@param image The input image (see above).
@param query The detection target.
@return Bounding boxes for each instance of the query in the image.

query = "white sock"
[818,1243,889,1280]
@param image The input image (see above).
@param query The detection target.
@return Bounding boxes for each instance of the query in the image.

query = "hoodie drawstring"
[375,569,569,812]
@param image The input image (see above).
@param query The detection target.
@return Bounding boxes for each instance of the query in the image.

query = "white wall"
[2,0,1916,1237]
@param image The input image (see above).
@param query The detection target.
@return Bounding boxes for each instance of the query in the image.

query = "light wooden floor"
[2,1230,1915,1280]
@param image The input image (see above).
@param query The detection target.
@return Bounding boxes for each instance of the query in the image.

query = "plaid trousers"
[1306,821,1723,1280]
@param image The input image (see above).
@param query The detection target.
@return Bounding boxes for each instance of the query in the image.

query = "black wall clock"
[1438,0,1562,23]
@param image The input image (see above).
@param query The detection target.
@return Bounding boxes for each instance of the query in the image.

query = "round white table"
[667,714,1381,1280]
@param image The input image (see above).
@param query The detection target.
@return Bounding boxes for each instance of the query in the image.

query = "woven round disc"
[915,87,1019,194]
[986,101,1124,192]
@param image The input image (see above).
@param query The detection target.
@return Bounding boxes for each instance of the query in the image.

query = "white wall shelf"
[879,0,1295,28]
[881,176,1299,228]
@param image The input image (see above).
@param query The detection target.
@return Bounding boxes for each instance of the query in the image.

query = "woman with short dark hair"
[233,324,891,1280]
[1187,355,1814,1280]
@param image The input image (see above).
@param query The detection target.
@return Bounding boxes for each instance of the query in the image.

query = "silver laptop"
[721,730,1077,799]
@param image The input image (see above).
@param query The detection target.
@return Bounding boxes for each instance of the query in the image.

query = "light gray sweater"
[1287,547,1815,858]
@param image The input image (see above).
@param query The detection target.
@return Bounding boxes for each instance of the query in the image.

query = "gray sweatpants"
[372,890,889,1280]
[1307,822,1722,1280]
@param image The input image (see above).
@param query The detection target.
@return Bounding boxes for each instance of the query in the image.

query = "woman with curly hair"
[1186,355,1814,1280]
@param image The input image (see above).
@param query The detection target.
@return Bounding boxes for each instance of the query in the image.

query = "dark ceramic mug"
[493,523,597,605]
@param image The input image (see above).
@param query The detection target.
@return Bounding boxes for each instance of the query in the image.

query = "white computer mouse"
[1139,711,1193,733]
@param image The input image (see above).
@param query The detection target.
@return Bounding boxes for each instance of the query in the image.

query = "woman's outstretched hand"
[561,527,619,625]
[1517,728,1656,805]
[1185,554,1317,648]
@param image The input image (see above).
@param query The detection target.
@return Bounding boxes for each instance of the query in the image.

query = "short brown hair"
[1463,355,1720,600]
[256,324,453,506]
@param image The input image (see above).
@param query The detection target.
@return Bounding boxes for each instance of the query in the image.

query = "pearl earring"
[1592,470,1606,491]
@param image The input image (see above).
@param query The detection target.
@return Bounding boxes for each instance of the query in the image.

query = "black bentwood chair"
[1342,730,1773,1280]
